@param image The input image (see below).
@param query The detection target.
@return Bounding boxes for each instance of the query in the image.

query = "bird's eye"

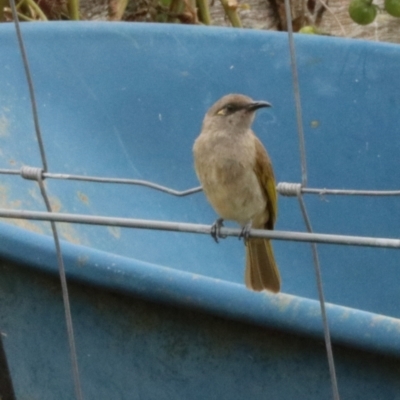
[216,104,236,116]
[216,108,226,116]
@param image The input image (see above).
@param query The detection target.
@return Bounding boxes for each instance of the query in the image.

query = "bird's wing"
[253,135,277,230]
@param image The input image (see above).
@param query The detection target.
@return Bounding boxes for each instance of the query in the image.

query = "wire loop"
[277,182,302,197]
[20,166,43,181]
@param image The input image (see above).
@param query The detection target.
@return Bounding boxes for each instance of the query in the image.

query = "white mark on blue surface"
[112,126,142,177]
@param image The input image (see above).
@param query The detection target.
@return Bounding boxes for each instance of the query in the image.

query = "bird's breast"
[194,132,267,225]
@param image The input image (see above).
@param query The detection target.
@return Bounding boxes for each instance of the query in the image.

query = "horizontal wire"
[42,173,203,197]
[0,167,201,196]
[0,168,21,175]
[0,167,400,197]
[0,208,399,249]
[302,187,400,196]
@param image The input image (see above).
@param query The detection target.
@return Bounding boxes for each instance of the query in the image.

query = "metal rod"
[8,0,48,172]
[1,208,400,249]
[42,173,203,197]
[8,2,83,397]
[36,177,84,400]
[283,0,308,187]
[302,187,400,196]
[0,169,20,176]
[2,167,400,197]
[297,194,340,400]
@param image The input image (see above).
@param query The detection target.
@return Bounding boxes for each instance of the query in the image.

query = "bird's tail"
[245,239,281,293]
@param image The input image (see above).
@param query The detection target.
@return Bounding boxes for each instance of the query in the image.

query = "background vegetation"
[1,0,399,43]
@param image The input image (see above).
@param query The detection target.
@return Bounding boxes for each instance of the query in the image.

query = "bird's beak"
[246,101,272,111]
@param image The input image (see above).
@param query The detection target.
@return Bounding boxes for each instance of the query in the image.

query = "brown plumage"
[193,94,280,293]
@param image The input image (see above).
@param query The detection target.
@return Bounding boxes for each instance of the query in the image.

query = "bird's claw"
[239,221,252,243]
[210,218,226,243]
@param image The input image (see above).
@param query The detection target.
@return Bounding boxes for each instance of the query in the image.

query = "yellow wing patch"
[253,135,277,230]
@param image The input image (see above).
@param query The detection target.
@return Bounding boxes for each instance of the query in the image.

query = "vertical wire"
[283,0,308,187]
[297,194,340,400]
[282,0,339,396]
[8,0,48,172]
[8,3,83,399]
[37,177,84,400]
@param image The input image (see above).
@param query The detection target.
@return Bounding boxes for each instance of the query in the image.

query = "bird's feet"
[210,218,226,243]
[239,221,252,243]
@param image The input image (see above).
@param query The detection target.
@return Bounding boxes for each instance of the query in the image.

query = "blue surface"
[2,261,400,400]
[0,22,400,399]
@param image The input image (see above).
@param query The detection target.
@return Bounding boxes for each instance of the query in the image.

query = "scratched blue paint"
[0,23,399,399]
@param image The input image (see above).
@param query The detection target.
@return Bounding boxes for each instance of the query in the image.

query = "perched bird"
[193,94,280,293]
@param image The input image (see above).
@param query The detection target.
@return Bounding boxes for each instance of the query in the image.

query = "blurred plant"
[167,0,199,23]
[299,25,318,33]
[385,0,400,16]
[219,0,242,26]
[348,0,377,24]
[270,0,346,36]
[67,0,79,19]
[348,0,400,25]
[164,0,241,26]
[0,0,6,20]
[2,0,79,20]
[110,0,242,26]
[196,0,211,24]
[0,0,244,26]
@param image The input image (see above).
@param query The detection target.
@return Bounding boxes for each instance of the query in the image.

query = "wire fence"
[2,3,400,400]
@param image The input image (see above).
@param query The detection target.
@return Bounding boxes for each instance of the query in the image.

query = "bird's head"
[202,94,272,134]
